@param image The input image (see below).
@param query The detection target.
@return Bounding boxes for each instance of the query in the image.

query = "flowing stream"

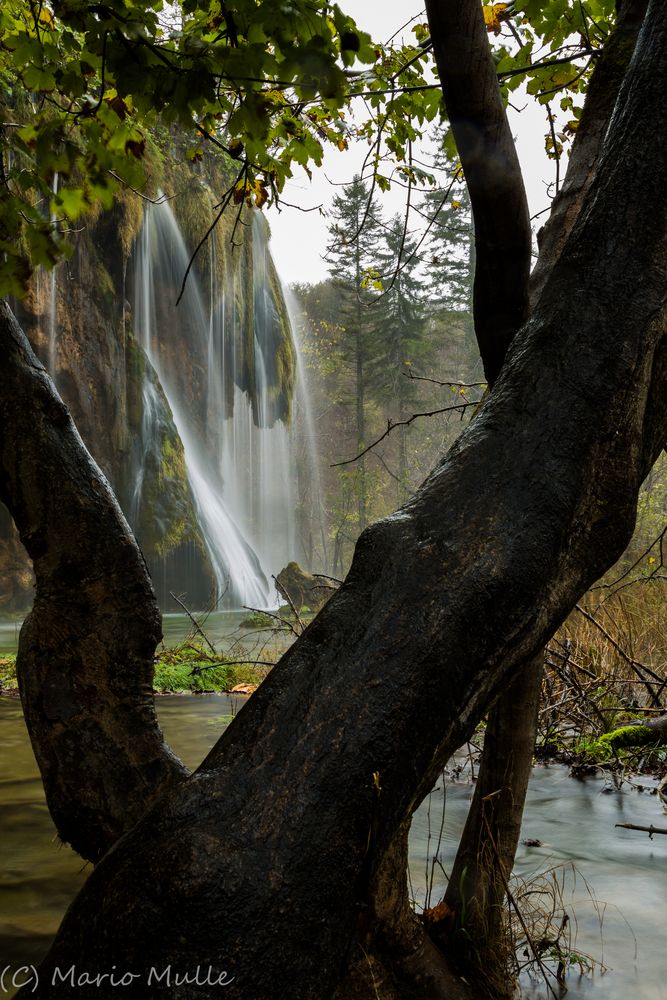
[0,693,665,998]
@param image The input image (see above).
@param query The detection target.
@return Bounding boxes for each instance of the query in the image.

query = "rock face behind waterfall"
[1,158,297,612]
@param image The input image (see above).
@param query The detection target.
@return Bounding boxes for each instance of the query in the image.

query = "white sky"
[267,1,558,286]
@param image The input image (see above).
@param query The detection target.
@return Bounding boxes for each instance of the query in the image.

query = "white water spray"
[132,198,322,608]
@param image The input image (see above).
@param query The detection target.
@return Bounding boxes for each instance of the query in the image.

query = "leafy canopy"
[0,0,617,296]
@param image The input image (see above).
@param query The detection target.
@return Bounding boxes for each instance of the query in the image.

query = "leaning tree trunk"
[0,303,187,862]
[431,0,650,973]
[10,4,666,995]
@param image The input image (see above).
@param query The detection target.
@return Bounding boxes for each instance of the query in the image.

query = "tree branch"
[0,304,187,862]
[530,0,649,305]
[425,0,531,385]
[331,401,478,468]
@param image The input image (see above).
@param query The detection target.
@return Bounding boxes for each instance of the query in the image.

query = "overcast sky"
[266,1,558,287]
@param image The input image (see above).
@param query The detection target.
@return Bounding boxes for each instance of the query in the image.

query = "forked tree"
[0,0,665,997]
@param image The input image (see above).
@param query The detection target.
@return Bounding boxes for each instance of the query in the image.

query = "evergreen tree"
[419,132,481,384]
[325,175,384,532]
[369,215,429,500]
[420,135,474,312]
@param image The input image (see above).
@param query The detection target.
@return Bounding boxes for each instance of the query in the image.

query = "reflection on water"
[1,694,666,998]
[0,611,293,659]
[0,620,22,655]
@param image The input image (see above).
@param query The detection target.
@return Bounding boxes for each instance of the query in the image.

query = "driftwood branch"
[616,823,667,838]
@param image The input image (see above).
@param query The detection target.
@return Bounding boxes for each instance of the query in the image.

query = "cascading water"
[283,286,329,571]
[131,196,321,609]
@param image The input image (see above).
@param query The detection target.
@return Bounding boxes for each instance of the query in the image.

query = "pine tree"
[420,134,474,312]
[368,215,429,500]
[419,131,481,384]
[325,175,384,532]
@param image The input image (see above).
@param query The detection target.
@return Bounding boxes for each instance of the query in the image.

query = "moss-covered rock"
[275,561,335,612]
[0,135,297,612]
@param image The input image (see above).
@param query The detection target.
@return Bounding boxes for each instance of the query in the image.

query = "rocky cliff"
[2,155,295,612]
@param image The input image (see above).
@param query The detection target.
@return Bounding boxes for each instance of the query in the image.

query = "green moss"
[582,724,658,761]
[0,648,268,695]
[153,643,268,692]
[96,260,116,300]
[0,655,17,692]
[115,186,145,261]
[239,611,276,628]
[124,343,200,559]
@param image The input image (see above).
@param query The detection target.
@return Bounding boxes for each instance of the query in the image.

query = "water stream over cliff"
[132,199,319,608]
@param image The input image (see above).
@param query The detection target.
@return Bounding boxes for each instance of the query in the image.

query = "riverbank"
[0,644,268,696]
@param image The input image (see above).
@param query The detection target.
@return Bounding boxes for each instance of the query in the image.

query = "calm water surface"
[1,694,666,998]
[0,611,293,658]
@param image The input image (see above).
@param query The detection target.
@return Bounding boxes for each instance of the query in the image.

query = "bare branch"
[272,575,305,633]
[242,605,301,638]
[616,823,667,837]
[168,591,217,655]
[405,371,486,390]
[175,164,245,307]
[331,401,478,468]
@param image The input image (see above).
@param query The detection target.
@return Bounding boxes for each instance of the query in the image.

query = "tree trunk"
[0,302,187,863]
[443,656,543,992]
[14,5,667,992]
[355,277,367,532]
[530,0,649,305]
[437,0,651,969]
[425,0,531,384]
[5,2,667,998]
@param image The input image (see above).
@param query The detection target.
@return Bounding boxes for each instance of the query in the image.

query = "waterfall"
[283,286,330,573]
[131,197,321,609]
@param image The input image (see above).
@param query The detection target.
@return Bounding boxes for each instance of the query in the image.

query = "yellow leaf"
[422,899,453,929]
[551,68,574,87]
[451,200,461,210]
[38,6,55,29]
[337,137,348,152]
[253,179,269,208]
[482,3,509,34]
[232,181,248,205]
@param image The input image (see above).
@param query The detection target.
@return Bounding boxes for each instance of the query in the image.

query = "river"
[1,693,666,997]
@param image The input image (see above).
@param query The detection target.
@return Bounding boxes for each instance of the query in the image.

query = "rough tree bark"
[6,3,665,996]
[443,660,543,971]
[0,302,188,862]
[1,2,665,999]
[436,1,649,978]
